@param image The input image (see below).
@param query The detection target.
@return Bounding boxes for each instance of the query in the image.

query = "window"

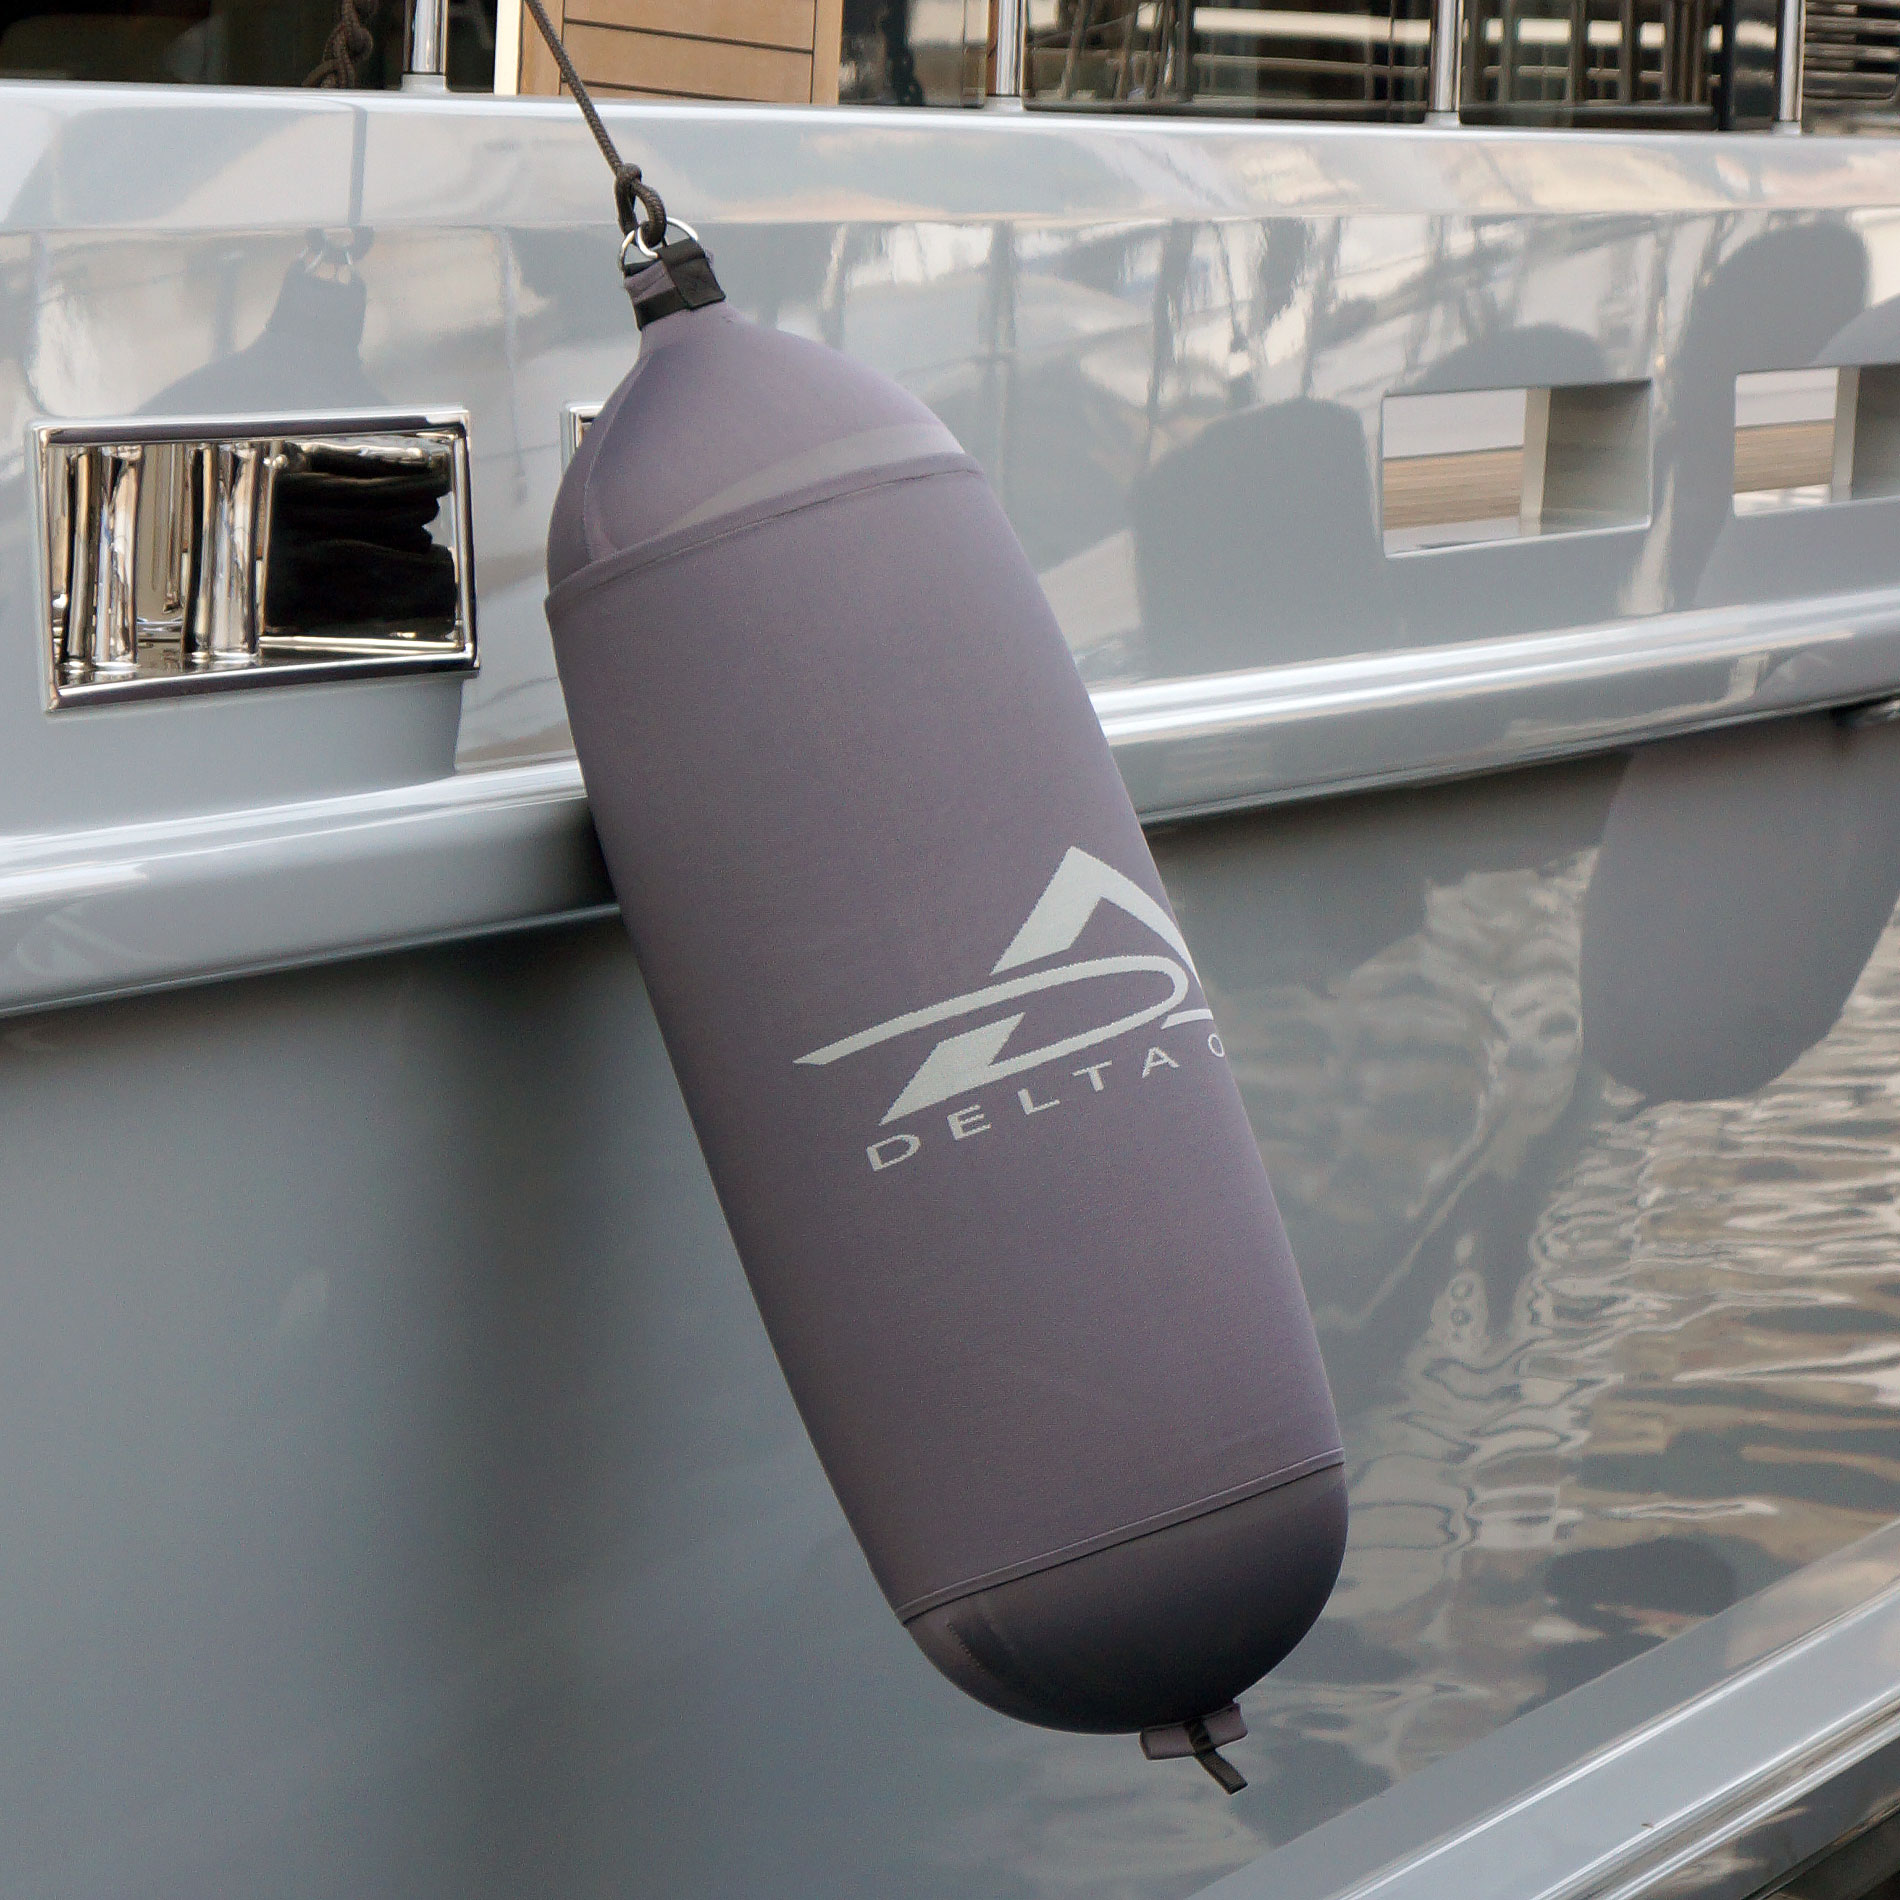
[1733,365,1900,513]
[0,0,499,89]
[1024,0,1433,118]
[1382,382,1651,553]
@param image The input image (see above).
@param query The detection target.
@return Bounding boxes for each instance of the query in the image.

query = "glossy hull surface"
[9,740,1900,1892]
[7,80,1900,1900]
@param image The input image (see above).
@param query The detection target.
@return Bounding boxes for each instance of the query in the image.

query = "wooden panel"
[564,0,816,53]
[518,0,567,94]
[518,1,835,103]
[1735,420,1836,495]
[811,0,844,101]
[1383,448,1523,531]
[564,21,814,100]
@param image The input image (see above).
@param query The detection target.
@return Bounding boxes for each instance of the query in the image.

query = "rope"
[519,0,667,242]
[304,0,380,88]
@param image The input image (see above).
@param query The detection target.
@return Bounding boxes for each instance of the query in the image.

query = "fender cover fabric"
[543,245,1346,1740]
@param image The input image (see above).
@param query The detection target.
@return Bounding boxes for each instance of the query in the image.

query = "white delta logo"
[795,846,1224,1172]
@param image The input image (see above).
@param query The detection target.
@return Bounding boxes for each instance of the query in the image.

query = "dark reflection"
[1114,219,1391,675]
[1820,290,1900,385]
[1725,280,1900,607]
[1133,397,1392,673]
[1160,761,1628,1495]
[1540,1539,1737,1698]
[1775,1799,1900,1900]
[1159,754,1620,1004]
[265,441,458,630]
[912,220,1162,684]
[1582,714,1900,1102]
[1390,323,1633,645]
[1669,224,1869,607]
[1394,322,1616,405]
[842,0,925,104]
[0,0,398,87]
[148,231,385,416]
[1149,745,1900,1856]
[933,219,1148,579]
[838,0,977,104]
[974,212,1876,677]
[0,0,494,87]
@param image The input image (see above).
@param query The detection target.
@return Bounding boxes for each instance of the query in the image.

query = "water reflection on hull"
[1156,742,1900,1844]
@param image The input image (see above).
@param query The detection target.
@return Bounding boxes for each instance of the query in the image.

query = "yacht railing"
[1778,0,1807,118]
[1019,0,1807,125]
[404,0,451,89]
[996,0,1029,96]
[1428,0,1463,112]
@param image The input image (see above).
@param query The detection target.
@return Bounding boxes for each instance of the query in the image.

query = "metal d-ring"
[620,217,701,273]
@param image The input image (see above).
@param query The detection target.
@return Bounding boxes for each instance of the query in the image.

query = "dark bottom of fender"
[904,1466,1349,1734]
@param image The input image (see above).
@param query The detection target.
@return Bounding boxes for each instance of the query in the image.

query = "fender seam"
[895,1446,1346,1623]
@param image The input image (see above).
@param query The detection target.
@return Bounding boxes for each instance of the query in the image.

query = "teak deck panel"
[517,0,845,104]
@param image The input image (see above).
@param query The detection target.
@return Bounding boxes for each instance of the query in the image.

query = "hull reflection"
[1154,748,1900,1846]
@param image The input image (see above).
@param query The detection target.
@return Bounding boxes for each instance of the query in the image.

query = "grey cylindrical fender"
[543,244,1346,1756]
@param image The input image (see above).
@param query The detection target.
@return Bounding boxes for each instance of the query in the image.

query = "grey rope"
[304,0,380,87]
[519,0,667,242]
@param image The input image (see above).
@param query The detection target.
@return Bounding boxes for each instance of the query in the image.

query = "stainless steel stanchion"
[1776,0,1805,129]
[404,0,450,90]
[992,0,1027,102]
[1428,0,1464,122]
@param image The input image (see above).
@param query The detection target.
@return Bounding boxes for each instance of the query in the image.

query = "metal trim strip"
[1196,1518,1900,1900]
[9,583,1900,1019]
[0,760,613,1021]
[1099,582,1900,820]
